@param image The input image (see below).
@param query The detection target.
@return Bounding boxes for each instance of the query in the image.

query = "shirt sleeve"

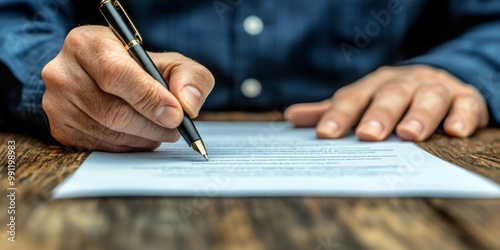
[401,0,500,126]
[0,0,73,133]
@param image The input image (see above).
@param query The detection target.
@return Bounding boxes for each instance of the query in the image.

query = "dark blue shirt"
[1,0,500,134]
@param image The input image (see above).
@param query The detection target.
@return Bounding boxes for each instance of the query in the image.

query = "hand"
[285,65,489,141]
[41,26,214,152]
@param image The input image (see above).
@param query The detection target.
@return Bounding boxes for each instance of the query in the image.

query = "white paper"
[52,122,500,198]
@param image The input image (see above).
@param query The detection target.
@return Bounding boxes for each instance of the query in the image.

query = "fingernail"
[358,120,383,137]
[403,119,423,135]
[450,120,465,132]
[181,85,203,116]
[156,105,181,128]
[318,120,339,138]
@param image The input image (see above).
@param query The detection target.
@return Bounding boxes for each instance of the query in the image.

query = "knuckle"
[333,86,363,103]
[132,83,162,113]
[41,60,57,83]
[41,60,68,90]
[454,96,483,114]
[373,66,394,78]
[103,99,135,131]
[461,84,482,96]
[461,101,480,114]
[410,65,450,81]
[421,84,450,99]
[190,63,215,92]
[365,107,394,121]
[64,27,92,51]
[410,65,438,75]
[50,125,70,146]
[97,54,131,94]
[41,94,56,116]
[378,82,410,98]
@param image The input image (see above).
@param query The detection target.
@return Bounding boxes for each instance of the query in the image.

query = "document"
[52,122,500,198]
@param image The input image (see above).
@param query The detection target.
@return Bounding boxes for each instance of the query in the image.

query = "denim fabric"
[1,0,499,132]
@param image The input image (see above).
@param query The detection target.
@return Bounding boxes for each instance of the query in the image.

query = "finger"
[45,51,181,143]
[43,94,164,150]
[151,52,215,118]
[443,88,489,137]
[396,84,452,141]
[54,124,159,152]
[65,26,184,128]
[65,105,175,148]
[315,67,400,139]
[284,100,331,127]
[315,86,373,139]
[78,83,182,142]
[355,81,414,141]
[88,97,182,143]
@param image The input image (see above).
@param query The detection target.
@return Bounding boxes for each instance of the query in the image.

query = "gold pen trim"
[100,0,111,7]
[99,0,208,161]
[100,0,143,45]
[124,39,141,50]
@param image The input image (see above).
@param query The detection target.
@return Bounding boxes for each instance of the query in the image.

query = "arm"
[0,0,73,132]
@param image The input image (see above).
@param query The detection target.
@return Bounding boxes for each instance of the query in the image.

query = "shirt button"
[243,15,264,35]
[241,78,262,98]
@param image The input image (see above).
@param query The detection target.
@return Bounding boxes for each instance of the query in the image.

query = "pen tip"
[191,140,208,161]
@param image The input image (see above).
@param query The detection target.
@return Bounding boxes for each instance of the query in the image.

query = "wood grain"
[0,113,499,250]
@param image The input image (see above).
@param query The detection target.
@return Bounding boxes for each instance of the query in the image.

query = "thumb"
[151,52,215,118]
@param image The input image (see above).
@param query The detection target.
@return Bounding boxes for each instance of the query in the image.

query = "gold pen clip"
[100,0,143,49]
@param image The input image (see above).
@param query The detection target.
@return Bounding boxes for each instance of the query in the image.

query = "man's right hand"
[41,26,214,152]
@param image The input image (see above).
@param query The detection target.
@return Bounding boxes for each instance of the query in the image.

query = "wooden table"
[1,112,499,250]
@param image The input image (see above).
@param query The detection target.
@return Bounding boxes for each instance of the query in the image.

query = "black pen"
[99,0,208,160]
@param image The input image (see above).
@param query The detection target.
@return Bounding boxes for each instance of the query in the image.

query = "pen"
[99,0,208,160]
